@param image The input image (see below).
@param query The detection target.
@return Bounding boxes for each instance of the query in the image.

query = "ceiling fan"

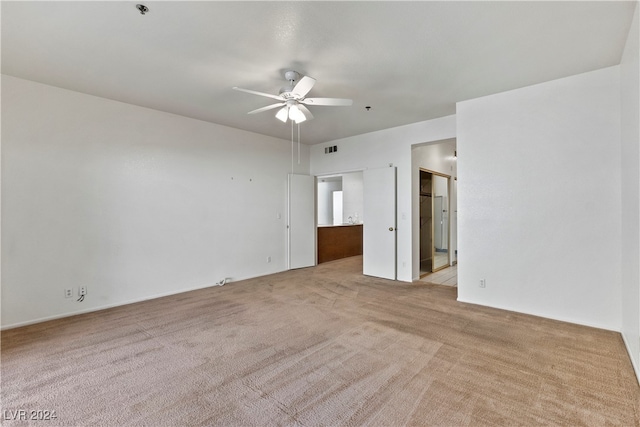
[233,70,353,124]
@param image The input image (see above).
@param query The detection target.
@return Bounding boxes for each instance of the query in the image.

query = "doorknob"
[389,227,394,231]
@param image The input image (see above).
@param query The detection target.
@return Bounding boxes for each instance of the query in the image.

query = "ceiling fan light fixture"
[289,104,306,123]
[275,107,289,123]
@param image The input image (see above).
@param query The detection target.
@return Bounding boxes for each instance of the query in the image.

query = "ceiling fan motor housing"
[279,85,296,98]
[280,71,300,98]
[284,70,300,83]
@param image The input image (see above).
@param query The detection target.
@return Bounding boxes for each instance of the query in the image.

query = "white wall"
[1,75,309,328]
[310,115,457,282]
[457,66,622,331]
[620,2,640,381]
[413,140,457,179]
[411,140,457,276]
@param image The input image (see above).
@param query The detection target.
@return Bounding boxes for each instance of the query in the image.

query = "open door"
[363,167,396,280]
[288,174,316,269]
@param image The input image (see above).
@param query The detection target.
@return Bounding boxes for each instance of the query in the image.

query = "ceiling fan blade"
[291,76,316,98]
[247,103,285,114]
[298,104,314,121]
[233,87,283,101]
[301,97,353,106]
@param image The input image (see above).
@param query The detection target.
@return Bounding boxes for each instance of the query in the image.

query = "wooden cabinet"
[317,224,363,263]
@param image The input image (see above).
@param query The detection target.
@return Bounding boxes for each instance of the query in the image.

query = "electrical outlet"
[267,256,271,263]
[64,288,73,298]
[79,286,87,296]
[479,279,486,288]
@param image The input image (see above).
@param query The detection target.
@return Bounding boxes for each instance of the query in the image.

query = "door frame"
[315,169,365,264]
[316,167,397,280]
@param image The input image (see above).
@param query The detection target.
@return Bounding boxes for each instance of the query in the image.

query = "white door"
[288,174,316,269]
[363,167,396,280]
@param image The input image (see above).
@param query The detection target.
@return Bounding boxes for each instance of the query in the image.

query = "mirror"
[432,174,449,271]
[317,172,363,226]
[317,176,343,226]
[420,170,450,274]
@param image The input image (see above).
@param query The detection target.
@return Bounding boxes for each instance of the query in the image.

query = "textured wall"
[1,75,308,328]
[457,66,622,331]
[620,3,640,381]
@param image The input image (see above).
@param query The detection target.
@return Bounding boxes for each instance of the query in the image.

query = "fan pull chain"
[291,119,294,173]
[297,124,301,165]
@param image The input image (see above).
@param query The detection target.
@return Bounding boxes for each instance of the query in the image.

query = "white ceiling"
[2,1,635,145]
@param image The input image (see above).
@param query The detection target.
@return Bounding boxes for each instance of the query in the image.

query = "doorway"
[317,172,364,265]
[316,167,397,281]
[420,169,450,276]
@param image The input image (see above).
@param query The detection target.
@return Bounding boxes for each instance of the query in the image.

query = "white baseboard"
[1,271,281,330]
[621,332,640,386]
[456,297,620,332]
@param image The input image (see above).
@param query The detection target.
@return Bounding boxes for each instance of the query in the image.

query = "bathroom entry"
[316,172,364,265]
[420,169,450,275]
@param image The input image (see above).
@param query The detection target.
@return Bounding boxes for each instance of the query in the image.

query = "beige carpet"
[2,256,639,426]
